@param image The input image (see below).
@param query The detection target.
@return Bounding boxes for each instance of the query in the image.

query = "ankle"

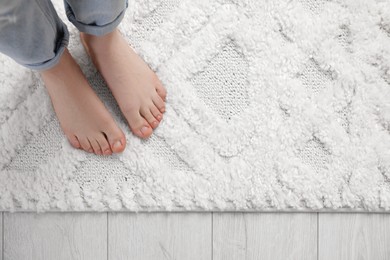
[40,48,72,78]
[81,29,117,46]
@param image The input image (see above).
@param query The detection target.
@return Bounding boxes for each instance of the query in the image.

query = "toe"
[140,105,160,129]
[96,133,112,155]
[155,81,167,101]
[152,93,166,113]
[138,123,153,138]
[89,137,102,155]
[79,137,94,153]
[102,126,126,154]
[67,134,81,149]
[150,105,163,122]
[124,109,153,138]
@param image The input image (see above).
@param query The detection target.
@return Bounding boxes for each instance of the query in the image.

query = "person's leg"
[63,0,127,36]
[64,0,167,139]
[0,0,68,70]
[0,0,126,155]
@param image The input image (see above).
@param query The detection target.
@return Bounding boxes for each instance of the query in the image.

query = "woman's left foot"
[80,29,167,139]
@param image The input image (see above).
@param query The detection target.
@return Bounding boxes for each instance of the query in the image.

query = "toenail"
[113,141,122,150]
[140,126,149,134]
[88,148,93,153]
[104,148,111,154]
[157,115,162,121]
[152,121,158,127]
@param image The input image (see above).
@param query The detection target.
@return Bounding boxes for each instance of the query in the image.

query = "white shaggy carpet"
[0,0,390,212]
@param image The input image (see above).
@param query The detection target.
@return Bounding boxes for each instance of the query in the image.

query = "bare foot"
[80,29,167,139]
[40,48,126,155]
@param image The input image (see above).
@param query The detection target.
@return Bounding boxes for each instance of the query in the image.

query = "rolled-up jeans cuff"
[64,0,128,36]
[24,23,69,71]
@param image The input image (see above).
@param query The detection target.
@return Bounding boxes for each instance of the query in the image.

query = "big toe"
[103,126,126,153]
[67,134,81,149]
[155,80,167,102]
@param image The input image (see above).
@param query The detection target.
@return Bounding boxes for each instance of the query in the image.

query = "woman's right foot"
[40,48,126,155]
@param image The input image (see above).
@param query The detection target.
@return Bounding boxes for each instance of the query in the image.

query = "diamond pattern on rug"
[147,135,193,173]
[191,40,250,122]
[336,103,352,134]
[126,0,180,49]
[74,154,140,189]
[379,18,390,37]
[337,24,352,49]
[299,0,328,14]
[5,117,63,172]
[300,58,333,94]
[298,136,332,173]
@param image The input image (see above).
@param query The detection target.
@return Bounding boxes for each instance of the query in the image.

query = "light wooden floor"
[1,212,390,260]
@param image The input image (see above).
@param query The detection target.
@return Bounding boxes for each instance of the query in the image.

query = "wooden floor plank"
[2,211,389,260]
[1,213,3,260]
[108,212,212,260]
[3,213,107,260]
[213,213,317,260]
[319,213,390,260]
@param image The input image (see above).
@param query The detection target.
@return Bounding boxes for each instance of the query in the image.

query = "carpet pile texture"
[0,0,390,212]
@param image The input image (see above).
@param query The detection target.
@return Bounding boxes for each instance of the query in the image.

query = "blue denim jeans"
[0,0,128,71]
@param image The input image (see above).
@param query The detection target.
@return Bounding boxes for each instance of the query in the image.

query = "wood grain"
[109,212,212,260]
[3,213,107,260]
[2,211,390,260]
[319,213,390,260]
[213,213,317,260]
[1,213,3,260]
